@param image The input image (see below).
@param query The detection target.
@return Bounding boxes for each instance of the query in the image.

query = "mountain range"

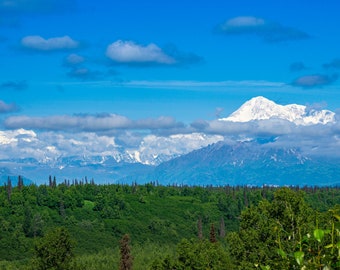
[1,96,339,186]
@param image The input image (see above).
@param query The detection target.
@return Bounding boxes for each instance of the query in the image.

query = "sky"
[0,0,340,164]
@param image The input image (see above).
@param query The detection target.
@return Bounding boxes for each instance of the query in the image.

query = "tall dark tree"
[119,234,133,270]
[209,223,217,243]
[53,176,57,188]
[17,175,24,190]
[48,175,53,187]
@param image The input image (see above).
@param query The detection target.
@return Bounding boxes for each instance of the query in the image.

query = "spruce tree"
[209,223,217,243]
[119,234,133,270]
[33,227,74,270]
[17,175,24,190]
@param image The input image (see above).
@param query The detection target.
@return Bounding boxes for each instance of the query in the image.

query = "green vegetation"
[1,178,340,269]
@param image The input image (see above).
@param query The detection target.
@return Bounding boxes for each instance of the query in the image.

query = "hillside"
[1,183,340,269]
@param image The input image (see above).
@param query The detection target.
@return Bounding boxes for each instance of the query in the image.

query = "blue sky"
[0,0,340,165]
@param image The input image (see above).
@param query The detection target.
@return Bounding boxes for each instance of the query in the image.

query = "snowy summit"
[220,96,335,125]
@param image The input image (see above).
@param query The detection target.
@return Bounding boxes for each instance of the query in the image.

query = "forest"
[1,176,340,269]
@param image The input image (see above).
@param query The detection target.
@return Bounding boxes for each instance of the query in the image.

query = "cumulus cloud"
[216,16,310,42]
[0,80,27,90]
[21,35,79,51]
[291,74,338,88]
[106,40,176,65]
[105,40,203,67]
[0,100,19,113]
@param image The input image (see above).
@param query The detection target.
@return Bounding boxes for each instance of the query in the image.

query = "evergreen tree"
[53,176,57,188]
[209,223,217,243]
[33,227,75,270]
[119,234,133,270]
[48,175,53,187]
[17,175,24,190]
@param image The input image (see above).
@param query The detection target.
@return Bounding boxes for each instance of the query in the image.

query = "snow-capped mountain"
[220,96,335,125]
[1,96,339,186]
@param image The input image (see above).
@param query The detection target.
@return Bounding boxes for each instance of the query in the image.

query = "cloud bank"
[217,16,310,43]
[4,114,184,132]
[1,116,340,165]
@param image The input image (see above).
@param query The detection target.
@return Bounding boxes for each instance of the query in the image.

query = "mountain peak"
[220,96,335,125]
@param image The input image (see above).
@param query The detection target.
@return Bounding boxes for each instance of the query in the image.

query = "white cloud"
[217,16,310,42]
[21,35,79,51]
[106,40,176,64]
[221,16,265,28]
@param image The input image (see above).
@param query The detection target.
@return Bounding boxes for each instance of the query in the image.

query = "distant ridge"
[220,96,335,125]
